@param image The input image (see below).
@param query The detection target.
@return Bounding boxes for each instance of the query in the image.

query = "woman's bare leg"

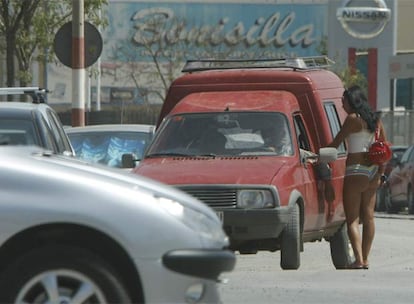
[360,175,380,266]
[343,175,369,265]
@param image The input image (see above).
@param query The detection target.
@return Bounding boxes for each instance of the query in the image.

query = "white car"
[65,124,155,168]
[0,146,235,303]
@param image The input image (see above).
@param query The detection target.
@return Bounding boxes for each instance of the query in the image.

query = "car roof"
[391,145,408,151]
[0,101,50,109]
[65,124,156,134]
[0,101,52,116]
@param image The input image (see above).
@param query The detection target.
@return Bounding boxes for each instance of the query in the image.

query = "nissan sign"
[336,0,391,39]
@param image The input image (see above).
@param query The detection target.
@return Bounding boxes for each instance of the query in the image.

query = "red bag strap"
[375,126,380,141]
[374,120,382,141]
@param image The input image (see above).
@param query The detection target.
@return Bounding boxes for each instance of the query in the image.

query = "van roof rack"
[182,56,334,73]
[0,87,49,103]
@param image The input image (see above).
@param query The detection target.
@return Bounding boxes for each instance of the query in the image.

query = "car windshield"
[0,119,37,146]
[147,112,293,157]
[68,131,152,168]
[393,148,406,162]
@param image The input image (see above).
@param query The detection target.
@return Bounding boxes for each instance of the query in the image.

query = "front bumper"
[162,248,236,281]
[220,206,291,241]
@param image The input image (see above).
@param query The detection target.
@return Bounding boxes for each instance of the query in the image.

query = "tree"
[316,35,367,91]
[332,65,368,91]
[0,0,107,88]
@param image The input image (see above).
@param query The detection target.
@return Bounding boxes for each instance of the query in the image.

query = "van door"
[293,114,326,231]
[324,101,347,223]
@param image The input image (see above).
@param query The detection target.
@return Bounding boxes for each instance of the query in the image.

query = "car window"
[36,114,59,151]
[46,109,72,154]
[0,119,37,145]
[408,147,414,163]
[393,149,406,162]
[148,112,294,156]
[293,114,311,152]
[324,102,346,154]
[68,131,152,168]
[400,146,414,164]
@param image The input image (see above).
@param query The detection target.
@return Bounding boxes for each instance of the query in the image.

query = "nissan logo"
[336,0,391,39]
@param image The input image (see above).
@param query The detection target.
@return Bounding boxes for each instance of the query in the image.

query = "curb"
[374,212,414,220]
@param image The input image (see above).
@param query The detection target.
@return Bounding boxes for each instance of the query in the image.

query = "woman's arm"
[327,115,358,148]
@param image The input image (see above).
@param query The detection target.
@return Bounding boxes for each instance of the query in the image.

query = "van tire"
[329,223,354,269]
[280,203,300,270]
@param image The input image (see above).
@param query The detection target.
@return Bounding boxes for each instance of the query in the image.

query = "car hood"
[0,146,226,252]
[1,146,210,211]
[135,156,287,185]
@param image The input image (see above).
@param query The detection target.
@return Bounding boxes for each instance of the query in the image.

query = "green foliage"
[0,0,108,86]
[333,65,368,91]
[315,35,368,91]
[316,35,328,56]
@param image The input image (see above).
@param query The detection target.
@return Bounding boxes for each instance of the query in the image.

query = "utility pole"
[72,0,85,126]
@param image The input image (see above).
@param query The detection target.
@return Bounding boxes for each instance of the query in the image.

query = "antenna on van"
[182,56,335,72]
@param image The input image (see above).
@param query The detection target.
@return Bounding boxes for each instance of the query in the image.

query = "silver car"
[0,146,235,303]
[0,101,74,156]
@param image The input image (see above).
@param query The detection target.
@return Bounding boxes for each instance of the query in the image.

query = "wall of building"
[397,0,414,52]
[42,0,413,113]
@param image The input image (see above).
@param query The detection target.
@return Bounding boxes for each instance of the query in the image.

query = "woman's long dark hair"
[343,85,379,132]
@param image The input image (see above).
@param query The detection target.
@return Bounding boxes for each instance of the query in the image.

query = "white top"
[347,129,375,153]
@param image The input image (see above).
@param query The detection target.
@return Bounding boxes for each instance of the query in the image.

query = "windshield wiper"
[146,152,219,158]
[145,152,191,158]
[194,153,217,158]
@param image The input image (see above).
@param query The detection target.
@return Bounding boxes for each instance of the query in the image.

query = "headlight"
[158,197,227,243]
[237,189,275,209]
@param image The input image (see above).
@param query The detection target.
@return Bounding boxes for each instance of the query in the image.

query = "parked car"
[375,145,408,211]
[0,87,74,156]
[65,124,155,168]
[383,144,414,214]
[0,145,235,303]
[130,57,354,270]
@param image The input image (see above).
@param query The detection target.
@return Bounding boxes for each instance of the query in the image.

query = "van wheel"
[0,245,132,304]
[329,223,354,269]
[280,203,300,270]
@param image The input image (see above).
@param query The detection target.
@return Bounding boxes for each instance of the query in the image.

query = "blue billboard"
[46,1,329,105]
[103,1,328,61]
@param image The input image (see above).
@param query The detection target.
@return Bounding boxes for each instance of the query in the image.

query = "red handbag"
[368,126,392,165]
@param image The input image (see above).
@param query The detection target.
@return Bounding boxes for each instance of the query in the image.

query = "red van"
[131,58,353,269]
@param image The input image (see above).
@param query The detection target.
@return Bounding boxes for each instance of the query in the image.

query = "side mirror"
[121,153,136,168]
[318,147,338,163]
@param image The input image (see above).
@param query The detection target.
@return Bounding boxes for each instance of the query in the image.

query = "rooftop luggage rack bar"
[0,87,49,103]
[182,56,334,72]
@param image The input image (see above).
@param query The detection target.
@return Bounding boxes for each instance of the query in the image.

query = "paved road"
[219,213,414,304]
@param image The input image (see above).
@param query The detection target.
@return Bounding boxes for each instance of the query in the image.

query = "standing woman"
[328,85,387,269]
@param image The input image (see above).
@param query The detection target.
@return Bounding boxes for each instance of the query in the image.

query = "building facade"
[41,0,413,139]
